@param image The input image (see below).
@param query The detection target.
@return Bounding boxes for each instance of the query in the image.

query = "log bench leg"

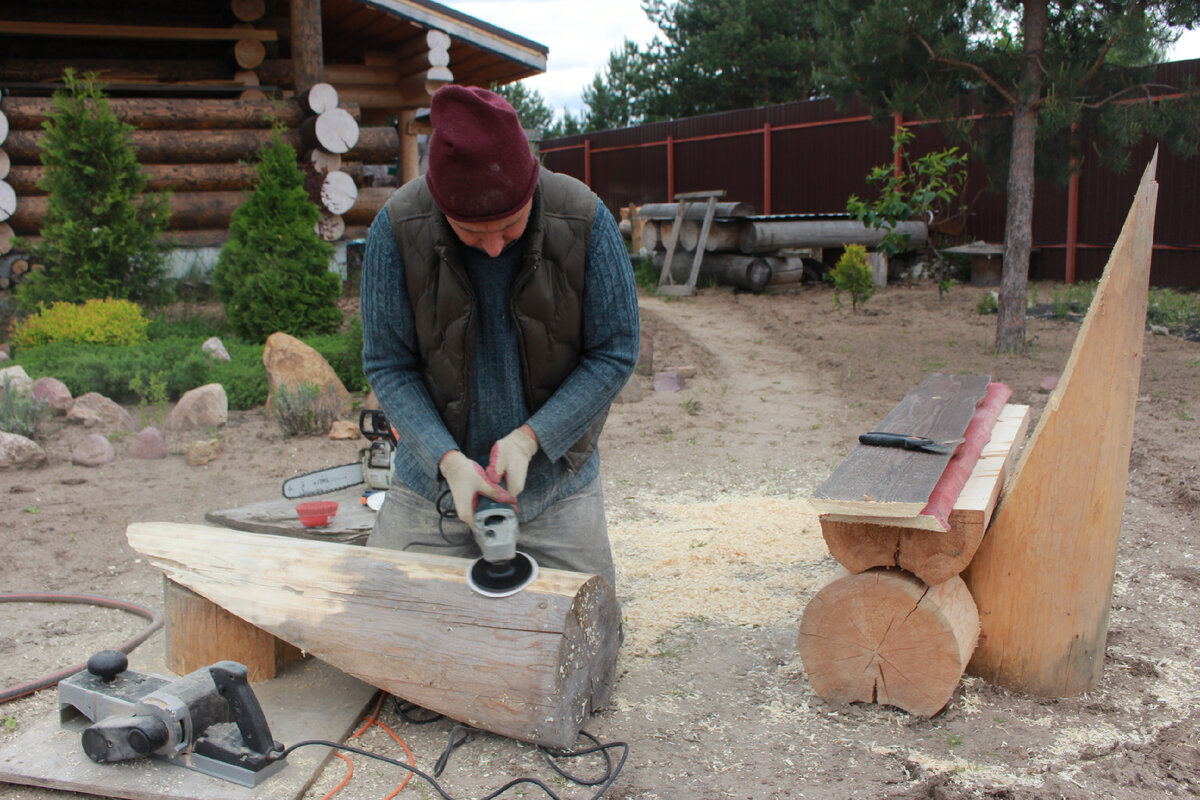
[164,577,304,680]
[798,568,979,717]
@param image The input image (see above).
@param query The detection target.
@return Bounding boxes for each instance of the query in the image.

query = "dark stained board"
[811,373,991,528]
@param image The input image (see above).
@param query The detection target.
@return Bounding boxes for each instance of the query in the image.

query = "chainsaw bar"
[282,462,364,499]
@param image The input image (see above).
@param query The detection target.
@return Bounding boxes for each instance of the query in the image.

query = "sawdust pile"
[610,494,834,655]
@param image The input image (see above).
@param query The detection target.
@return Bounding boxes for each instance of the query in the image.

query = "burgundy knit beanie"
[426,85,539,223]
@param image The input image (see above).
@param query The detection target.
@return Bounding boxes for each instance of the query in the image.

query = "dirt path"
[1,281,1197,799]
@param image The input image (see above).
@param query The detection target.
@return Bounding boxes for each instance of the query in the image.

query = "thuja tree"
[17,70,171,312]
[213,129,342,343]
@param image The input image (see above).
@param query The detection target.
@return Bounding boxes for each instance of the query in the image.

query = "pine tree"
[16,70,171,312]
[212,129,342,343]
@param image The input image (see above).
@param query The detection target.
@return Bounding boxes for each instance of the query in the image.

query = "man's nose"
[481,234,505,257]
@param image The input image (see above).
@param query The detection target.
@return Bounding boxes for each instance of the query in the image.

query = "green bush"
[16,70,171,312]
[213,129,342,343]
[272,382,343,436]
[0,376,49,438]
[10,298,149,348]
[829,244,877,312]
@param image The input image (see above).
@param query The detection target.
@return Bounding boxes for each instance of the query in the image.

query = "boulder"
[202,336,232,362]
[71,433,116,467]
[33,377,73,415]
[0,432,47,469]
[68,392,138,431]
[185,438,222,466]
[262,332,351,415]
[169,384,228,431]
[0,365,33,396]
[329,419,360,440]
[653,371,685,393]
[130,426,169,459]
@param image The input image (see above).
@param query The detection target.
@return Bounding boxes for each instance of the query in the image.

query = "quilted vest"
[385,167,606,471]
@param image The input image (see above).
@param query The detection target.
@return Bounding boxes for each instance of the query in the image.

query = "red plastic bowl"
[296,501,339,528]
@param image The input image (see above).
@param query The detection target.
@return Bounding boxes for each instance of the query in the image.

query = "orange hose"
[325,692,414,798]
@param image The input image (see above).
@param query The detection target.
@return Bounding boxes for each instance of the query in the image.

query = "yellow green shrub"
[9,298,150,348]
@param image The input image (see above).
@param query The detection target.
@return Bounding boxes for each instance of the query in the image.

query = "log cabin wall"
[0,0,547,290]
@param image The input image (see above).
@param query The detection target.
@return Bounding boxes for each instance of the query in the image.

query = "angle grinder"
[466,496,538,598]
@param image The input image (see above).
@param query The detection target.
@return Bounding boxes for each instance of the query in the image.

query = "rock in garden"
[202,336,232,362]
[169,384,228,431]
[130,426,168,459]
[0,365,33,395]
[0,432,47,469]
[0,350,8,363]
[653,371,685,393]
[68,392,138,431]
[262,332,351,414]
[185,438,222,466]
[33,377,73,414]
[1038,376,1060,393]
[664,364,698,379]
[329,420,360,440]
[71,433,116,467]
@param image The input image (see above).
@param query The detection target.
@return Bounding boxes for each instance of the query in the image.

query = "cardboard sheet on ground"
[0,651,376,800]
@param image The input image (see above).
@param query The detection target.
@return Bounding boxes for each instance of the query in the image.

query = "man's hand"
[439,450,516,530]
[486,426,539,497]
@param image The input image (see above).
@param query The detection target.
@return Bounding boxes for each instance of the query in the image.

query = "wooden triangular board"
[126,522,620,749]
[963,152,1159,696]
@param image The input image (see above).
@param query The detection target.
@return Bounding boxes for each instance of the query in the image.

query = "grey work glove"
[439,450,516,531]
[486,426,540,497]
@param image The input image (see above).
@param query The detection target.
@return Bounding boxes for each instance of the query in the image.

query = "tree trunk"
[289,0,324,92]
[995,0,1047,354]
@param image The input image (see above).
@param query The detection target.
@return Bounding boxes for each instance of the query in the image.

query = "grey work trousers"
[368,476,617,590]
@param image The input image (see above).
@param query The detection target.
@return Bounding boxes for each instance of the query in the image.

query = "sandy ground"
[1,280,1197,800]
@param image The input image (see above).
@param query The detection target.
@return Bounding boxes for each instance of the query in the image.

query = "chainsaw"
[282,409,397,499]
[58,650,286,787]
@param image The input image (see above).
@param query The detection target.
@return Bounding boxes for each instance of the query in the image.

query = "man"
[360,85,639,590]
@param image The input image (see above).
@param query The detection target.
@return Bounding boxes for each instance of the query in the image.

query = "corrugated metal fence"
[540,61,1200,288]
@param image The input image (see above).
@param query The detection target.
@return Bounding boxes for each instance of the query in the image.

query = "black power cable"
[0,592,163,703]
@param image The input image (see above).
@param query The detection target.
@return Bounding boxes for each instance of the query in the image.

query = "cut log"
[9,163,259,194]
[307,147,342,173]
[10,258,29,276]
[0,181,15,222]
[127,522,620,749]
[315,212,346,241]
[300,108,360,154]
[638,201,754,220]
[740,219,927,254]
[231,0,266,22]
[11,191,250,232]
[164,578,303,681]
[811,373,993,530]
[963,154,1159,697]
[233,37,266,70]
[820,403,1030,585]
[398,66,454,103]
[652,251,775,293]
[799,568,979,717]
[640,221,659,252]
[0,222,13,255]
[768,255,825,285]
[0,110,8,146]
[319,170,358,214]
[0,149,9,181]
[679,220,746,252]
[296,82,339,115]
[1,20,277,41]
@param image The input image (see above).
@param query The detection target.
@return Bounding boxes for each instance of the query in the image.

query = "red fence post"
[763,122,772,215]
[893,111,904,179]
[666,135,675,201]
[1065,123,1080,284]
[583,139,592,187]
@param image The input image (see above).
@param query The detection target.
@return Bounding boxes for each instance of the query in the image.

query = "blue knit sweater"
[360,197,640,522]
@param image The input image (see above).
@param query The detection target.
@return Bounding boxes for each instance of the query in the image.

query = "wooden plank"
[820,404,1031,585]
[0,656,374,800]
[798,568,980,717]
[962,153,1159,697]
[0,21,278,41]
[126,523,620,749]
[811,373,992,529]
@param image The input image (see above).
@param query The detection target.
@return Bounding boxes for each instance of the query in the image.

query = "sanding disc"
[466,551,538,598]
